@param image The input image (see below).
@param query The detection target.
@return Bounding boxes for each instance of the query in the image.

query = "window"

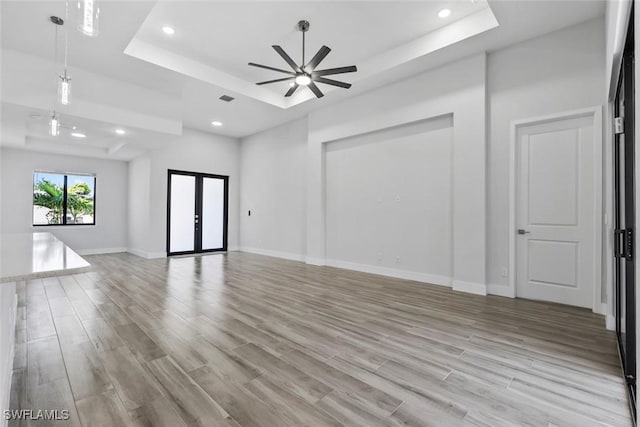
[33,172,96,226]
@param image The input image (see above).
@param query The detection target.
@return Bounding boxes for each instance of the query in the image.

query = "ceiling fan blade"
[305,45,331,72]
[256,77,295,85]
[315,77,351,89]
[285,83,299,97]
[307,81,324,98]
[312,66,358,77]
[272,45,301,72]
[248,62,295,75]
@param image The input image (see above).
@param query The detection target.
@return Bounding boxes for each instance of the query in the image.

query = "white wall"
[307,53,487,294]
[239,118,307,260]
[325,116,453,284]
[487,18,606,295]
[127,128,241,257]
[0,148,128,254]
[240,54,487,293]
[240,18,606,301]
[127,155,151,255]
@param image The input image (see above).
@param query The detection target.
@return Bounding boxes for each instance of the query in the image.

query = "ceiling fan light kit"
[249,20,358,99]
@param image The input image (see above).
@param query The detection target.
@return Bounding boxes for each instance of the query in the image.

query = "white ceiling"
[129,1,490,100]
[0,0,605,160]
[124,0,497,109]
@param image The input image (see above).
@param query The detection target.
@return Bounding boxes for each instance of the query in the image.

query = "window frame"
[32,170,97,227]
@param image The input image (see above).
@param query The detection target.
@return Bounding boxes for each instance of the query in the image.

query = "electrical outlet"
[501,267,508,277]
[396,256,401,264]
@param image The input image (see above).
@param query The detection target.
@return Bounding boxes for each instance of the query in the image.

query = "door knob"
[517,229,530,235]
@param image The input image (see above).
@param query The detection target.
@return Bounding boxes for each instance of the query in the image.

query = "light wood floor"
[9,252,632,426]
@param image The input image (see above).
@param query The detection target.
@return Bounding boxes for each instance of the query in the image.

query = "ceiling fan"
[249,20,357,98]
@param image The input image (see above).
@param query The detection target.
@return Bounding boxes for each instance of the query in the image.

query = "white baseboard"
[593,302,608,316]
[487,283,514,298]
[452,280,487,296]
[76,247,128,256]
[239,247,305,262]
[126,248,148,258]
[606,314,615,331]
[126,248,166,259]
[147,252,167,259]
[324,259,451,287]
[305,257,326,266]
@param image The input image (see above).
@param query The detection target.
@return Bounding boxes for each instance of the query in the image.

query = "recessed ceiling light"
[162,26,175,35]
[115,128,126,135]
[438,8,451,18]
[289,82,295,87]
[71,132,86,138]
[211,121,223,127]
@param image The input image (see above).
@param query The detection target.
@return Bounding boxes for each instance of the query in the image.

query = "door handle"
[615,229,627,258]
[517,229,530,235]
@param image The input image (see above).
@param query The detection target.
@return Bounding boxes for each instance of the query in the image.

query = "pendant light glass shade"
[77,0,99,37]
[58,72,71,106]
[50,113,60,136]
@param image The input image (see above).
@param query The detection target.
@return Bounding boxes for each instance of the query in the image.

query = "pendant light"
[58,72,71,105]
[49,112,60,136]
[50,16,64,136]
[58,2,71,105]
[77,0,99,37]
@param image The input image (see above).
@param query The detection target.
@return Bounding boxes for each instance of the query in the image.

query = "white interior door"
[516,114,595,308]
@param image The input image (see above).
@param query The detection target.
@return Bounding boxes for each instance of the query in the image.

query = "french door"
[614,12,636,421]
[167,169,229,256]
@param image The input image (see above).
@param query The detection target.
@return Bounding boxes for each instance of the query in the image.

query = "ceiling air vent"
[219,95,235,102]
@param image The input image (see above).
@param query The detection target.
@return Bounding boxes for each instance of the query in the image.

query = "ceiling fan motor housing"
[297,20,310,32]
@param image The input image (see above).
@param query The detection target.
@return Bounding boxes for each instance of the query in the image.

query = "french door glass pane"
[170,175,196,252]
[201,177,224,250]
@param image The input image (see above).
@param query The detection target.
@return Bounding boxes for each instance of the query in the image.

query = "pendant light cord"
[63,1,69,74]
[53,21,59,111]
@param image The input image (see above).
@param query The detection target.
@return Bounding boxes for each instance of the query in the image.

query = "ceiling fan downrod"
[298,20,310,66]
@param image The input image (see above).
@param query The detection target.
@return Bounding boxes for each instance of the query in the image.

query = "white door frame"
[508,106,604,314]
